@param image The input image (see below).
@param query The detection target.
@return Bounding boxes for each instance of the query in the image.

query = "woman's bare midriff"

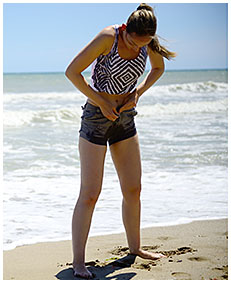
[87,91,131,110]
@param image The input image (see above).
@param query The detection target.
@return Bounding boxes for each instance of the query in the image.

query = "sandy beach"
[3,218,228,280]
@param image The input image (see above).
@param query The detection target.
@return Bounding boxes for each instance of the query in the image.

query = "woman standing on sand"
[66,3,175,279]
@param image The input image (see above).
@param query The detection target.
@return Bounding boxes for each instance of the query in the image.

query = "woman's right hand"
[98,99,120,121]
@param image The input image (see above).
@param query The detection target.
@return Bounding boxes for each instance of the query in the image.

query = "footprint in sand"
[171,272,191,279]
[212,265,228,280]
[187,256,208,262]
[141,245,160,250]
[110,247,129,256]
[110,245,160,256]
[131,263,152,271]
[157,236,173,241]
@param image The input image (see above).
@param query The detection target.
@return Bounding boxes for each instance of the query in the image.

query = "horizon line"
[3,68,228,75]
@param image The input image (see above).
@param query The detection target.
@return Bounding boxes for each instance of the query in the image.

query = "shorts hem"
[79,132,107,146]
[109,129,137,146]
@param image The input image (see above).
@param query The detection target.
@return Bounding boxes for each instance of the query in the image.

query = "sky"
[3,2,228,73]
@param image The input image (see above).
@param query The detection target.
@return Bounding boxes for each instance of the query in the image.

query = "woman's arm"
[65,28,109,106]
[65,27,120,120]
[137,48,165,97]
[119,48,165,113]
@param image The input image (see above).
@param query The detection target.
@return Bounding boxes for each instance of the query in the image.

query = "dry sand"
[3,218,228,280]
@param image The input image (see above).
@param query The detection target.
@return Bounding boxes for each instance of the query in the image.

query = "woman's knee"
[78,185,101,206]
[122,184,142,201]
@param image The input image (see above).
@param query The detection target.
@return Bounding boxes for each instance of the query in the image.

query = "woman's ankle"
[73,259,85,268]
[129,247,141,255]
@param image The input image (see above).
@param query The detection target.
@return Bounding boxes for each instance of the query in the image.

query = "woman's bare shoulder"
[97,25,117,54]
[100,25,117,38]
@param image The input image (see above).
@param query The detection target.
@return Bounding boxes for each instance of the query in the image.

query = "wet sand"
[3,218,228,280]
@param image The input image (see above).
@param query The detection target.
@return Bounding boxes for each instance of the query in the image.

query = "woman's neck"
[118,28,140,60]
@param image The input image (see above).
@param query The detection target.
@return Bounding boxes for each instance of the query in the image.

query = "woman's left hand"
[118,89,139,113]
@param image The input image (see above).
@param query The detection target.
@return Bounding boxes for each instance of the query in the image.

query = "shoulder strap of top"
[141,45,148,57]
[109,24,119,54]
[113,24,119,36]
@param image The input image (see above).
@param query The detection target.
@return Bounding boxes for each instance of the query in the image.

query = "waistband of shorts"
[81,102,100,111]
[82,101,137,115]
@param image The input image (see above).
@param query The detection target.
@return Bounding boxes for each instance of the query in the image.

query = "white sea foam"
[3,81,227,127]
[3,98,227,128]
[3,108,82,127]
[138,98,227,116]
[3,91,82,103]
[154,81,228,94]
[3,165,227,250]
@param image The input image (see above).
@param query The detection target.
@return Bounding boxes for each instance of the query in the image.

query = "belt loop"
[81,102,87,110]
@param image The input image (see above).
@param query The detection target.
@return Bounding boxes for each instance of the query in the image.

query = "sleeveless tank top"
[91,25,148,95]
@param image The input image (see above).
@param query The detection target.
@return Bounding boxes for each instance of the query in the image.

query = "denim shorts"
[79,102,138,146]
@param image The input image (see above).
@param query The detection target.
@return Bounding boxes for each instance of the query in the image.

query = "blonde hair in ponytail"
[126,3,176,60]
[149,35,176,60]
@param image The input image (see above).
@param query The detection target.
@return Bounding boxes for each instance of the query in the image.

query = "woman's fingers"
[102,108,119,121]
[100,95,137,120]
[119,101,136,113]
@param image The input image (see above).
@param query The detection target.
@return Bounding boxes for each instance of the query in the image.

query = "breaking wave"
[4,98,227,127]
[3,81,227,127]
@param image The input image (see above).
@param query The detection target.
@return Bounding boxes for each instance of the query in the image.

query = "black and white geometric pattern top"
[91,25,148,95]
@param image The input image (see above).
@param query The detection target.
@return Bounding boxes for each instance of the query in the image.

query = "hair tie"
[121,24,127,31]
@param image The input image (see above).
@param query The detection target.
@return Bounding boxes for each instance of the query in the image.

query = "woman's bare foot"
[130,249,166,260]
[73,264,94,279]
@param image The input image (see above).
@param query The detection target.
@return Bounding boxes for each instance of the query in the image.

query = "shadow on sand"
[55,254,137,280]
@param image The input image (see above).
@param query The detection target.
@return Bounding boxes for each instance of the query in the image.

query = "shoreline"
[3,216,227,252]
[3,218,228,280]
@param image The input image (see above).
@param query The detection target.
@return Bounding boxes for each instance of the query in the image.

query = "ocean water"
[3,69,228,250]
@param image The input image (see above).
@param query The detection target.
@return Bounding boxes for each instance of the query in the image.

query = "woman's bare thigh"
[109,134,142,190]
[79,137,107,193]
